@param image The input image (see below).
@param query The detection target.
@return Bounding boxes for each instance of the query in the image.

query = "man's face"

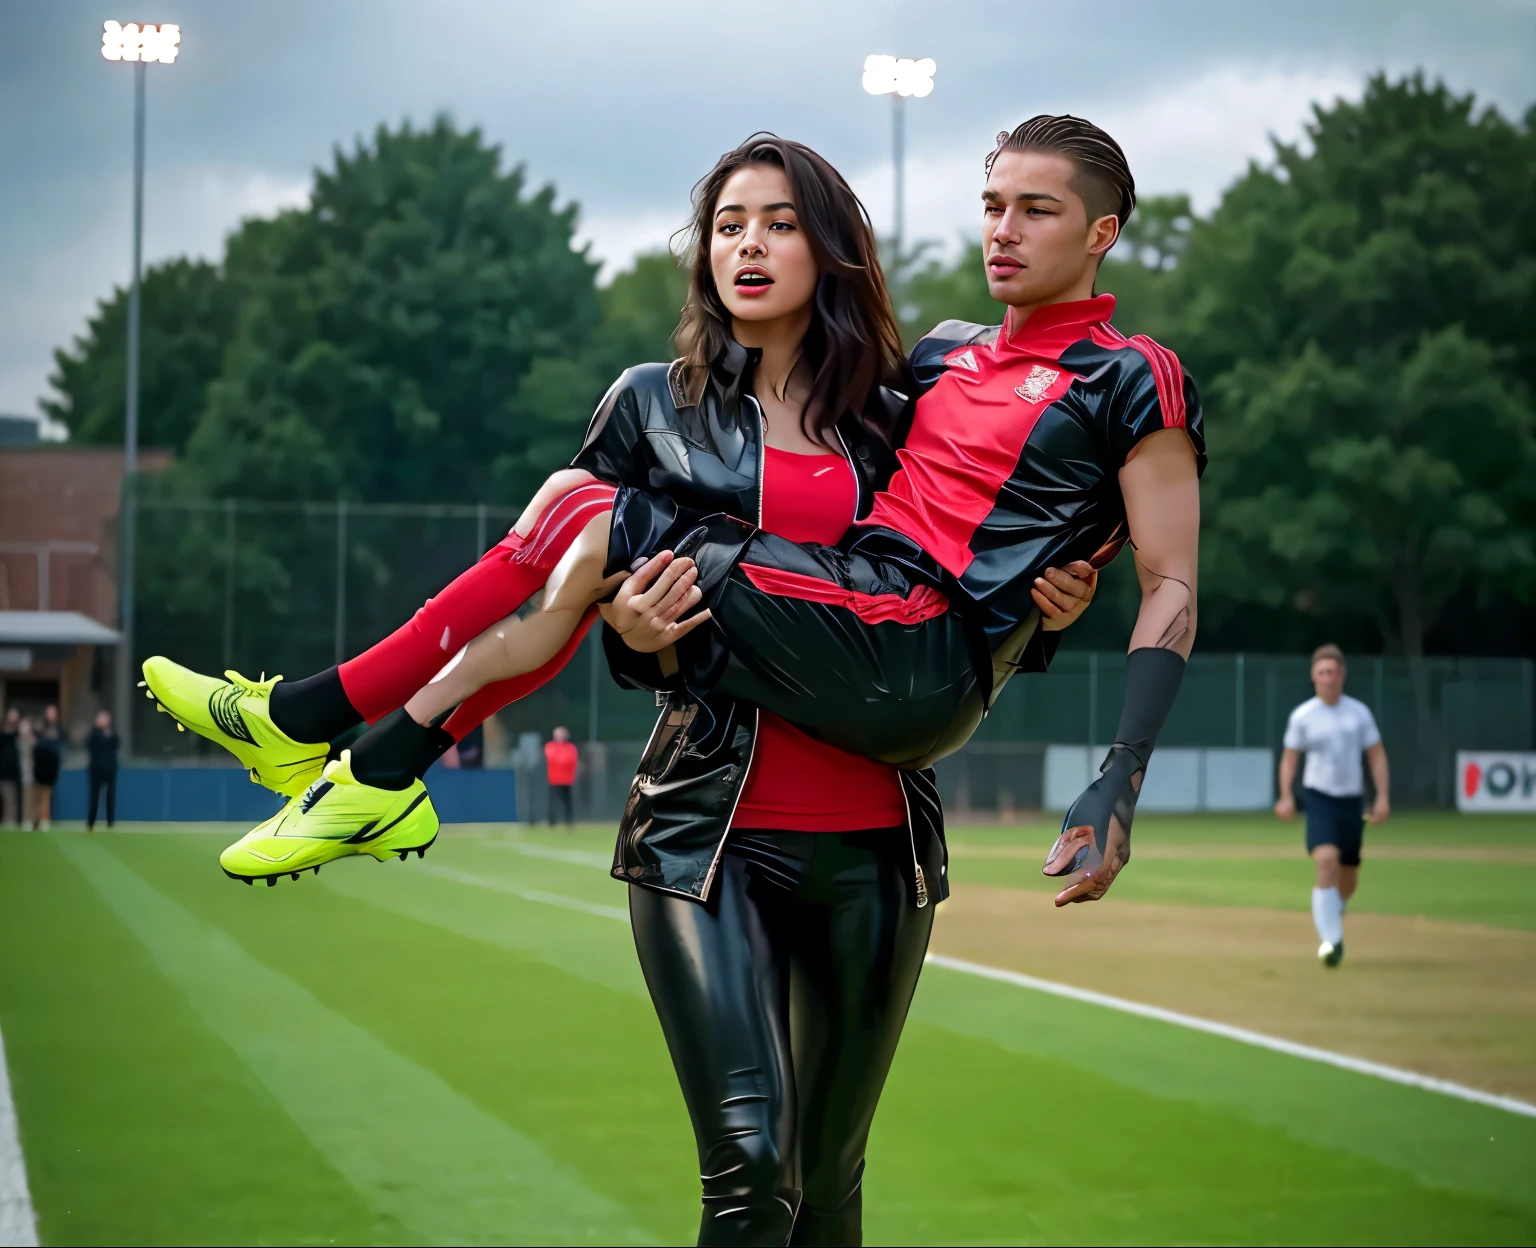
[1312,659,1346,703]
[981,150,1118,308]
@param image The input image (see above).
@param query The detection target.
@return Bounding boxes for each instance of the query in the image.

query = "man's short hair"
[1311,644,1346,669]
[986,114,1137,229]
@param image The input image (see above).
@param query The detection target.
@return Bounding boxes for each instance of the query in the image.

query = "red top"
[544,739,578,786]
[731,446,908,832]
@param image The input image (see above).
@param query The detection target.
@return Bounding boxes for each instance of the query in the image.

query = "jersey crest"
[1014,365,1060,404]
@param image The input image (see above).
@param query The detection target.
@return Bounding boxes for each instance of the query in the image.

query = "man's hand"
[1042,746,1141,905]
[1275,794,1297,820]
[599,551,713,655]
[1034,560,1098,632]
[1368,795,1390,825]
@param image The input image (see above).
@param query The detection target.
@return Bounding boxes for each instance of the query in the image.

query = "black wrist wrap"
[1106,648,1186,773]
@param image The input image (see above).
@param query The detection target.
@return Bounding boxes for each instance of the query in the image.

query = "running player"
[1275,643,1391,967]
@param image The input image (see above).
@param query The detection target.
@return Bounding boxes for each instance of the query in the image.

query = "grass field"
[2,812,1534,1245]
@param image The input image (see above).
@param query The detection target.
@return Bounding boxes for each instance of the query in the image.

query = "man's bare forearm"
[1278,748,1299,795]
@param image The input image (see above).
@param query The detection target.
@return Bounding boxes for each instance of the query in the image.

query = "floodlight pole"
[117,58,146,759]
[891,94,905,265]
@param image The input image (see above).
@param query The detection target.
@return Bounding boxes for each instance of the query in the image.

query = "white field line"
[926,953,1536,1120]
[482,840,613,869]
[423,863,1536,1123]
[0,1022,39,1248]
[418,863,629,921]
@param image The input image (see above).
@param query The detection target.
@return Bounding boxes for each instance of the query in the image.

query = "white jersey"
[1283,694,1381,797]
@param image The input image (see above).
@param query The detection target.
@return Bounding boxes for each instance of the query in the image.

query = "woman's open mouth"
[734,265,774,296]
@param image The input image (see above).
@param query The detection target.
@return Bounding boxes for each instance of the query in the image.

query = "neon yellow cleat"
[140,657,329,797]
[218,751,438,885]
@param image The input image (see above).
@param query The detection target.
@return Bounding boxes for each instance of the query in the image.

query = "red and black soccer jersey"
[863,294,1205,643]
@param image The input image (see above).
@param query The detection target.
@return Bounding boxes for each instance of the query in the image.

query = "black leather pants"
[629,828,934,1247]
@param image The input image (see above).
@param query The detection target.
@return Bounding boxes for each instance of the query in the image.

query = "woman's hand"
[1033,560,1098,632]
[599,551,714,654]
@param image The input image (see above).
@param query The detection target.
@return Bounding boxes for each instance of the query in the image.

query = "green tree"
[178,115,602,506]
[1179,75,1536,786]
[42,258,239,454]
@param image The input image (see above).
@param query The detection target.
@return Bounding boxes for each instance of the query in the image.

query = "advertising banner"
[1456,752,1536,813]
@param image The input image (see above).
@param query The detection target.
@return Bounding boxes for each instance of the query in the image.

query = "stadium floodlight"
[101,20,181,64]
[861,55,936,260]
[101,21,182,758]
[861,55,936,99]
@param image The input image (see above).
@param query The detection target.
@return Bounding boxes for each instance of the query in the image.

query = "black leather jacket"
[570,341,951,908]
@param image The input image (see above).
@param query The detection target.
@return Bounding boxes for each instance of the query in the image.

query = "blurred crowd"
[0,705,119,831]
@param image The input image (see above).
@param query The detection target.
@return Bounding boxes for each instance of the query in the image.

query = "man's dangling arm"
[1044,426,1200,904]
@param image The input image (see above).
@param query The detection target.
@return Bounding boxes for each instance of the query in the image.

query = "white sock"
[1311,887,1344,946]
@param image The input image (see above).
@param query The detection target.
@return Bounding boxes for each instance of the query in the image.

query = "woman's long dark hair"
[673,134,904,442]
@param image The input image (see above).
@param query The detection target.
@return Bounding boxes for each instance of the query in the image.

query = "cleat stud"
[266,876,277,887]
[243,877,254,885]
[145,690,155,699]
[291,872,300,881]
[416,848,426,859]
[137,680,146,687]
[313,866,321,875]
[176,723,185,732]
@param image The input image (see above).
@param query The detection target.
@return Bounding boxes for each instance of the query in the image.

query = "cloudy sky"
[2,0,1533,423]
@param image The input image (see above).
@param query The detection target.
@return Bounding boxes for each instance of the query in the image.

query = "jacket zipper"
[899,773,928,908]
[698,392,769,901]
[832,423,860,525]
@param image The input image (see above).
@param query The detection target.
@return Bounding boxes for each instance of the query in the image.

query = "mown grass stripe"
[418,862,629,921]
[0,1023,38,1248]
[414,860,1536,1124]
[58,837,653,1247]
[927,953,1536,1119]
[482,840,613,869]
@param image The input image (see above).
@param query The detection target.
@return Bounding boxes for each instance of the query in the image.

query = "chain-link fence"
[127,498,1535,811]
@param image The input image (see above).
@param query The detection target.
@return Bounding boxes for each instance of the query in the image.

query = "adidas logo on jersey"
[949,349,979,372]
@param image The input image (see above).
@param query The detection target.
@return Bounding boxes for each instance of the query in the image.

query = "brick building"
[0,438,171,739]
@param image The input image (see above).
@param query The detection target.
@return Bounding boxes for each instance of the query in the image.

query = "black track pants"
[663,518,1017,768]
[629,829,934,1247]
[87,768,116,829]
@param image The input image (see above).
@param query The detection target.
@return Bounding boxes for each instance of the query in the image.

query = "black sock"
[346,709,454,791]
[268,667,362,744]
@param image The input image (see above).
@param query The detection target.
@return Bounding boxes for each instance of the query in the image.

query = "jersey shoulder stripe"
[1088,324,1187,428]
[909,320,1002,393]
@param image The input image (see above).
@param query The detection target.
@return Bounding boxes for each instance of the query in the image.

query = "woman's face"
[709,164,819,328]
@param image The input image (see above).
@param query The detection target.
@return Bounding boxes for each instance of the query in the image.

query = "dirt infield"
[931,883,1536,1101]
[948,841,1536,864]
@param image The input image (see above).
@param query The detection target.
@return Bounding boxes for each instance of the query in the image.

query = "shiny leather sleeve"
[1104,350,1208,476]
[600,622,682,694]
[569,363,670,483]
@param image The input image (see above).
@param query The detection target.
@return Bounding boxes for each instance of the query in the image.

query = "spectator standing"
[543,726,578,828]
[87,708,121,831]
[18,715,36,828]
[30,705,62,831]
[0,709,19,827]
[1275,644,1390,969]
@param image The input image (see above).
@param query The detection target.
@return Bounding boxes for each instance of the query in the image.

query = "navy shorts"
[1302,789,1365,866]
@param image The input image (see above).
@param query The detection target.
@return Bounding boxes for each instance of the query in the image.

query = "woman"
[0,707,20,827]
[31,705,62,831]
[147,134,1095,1245]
